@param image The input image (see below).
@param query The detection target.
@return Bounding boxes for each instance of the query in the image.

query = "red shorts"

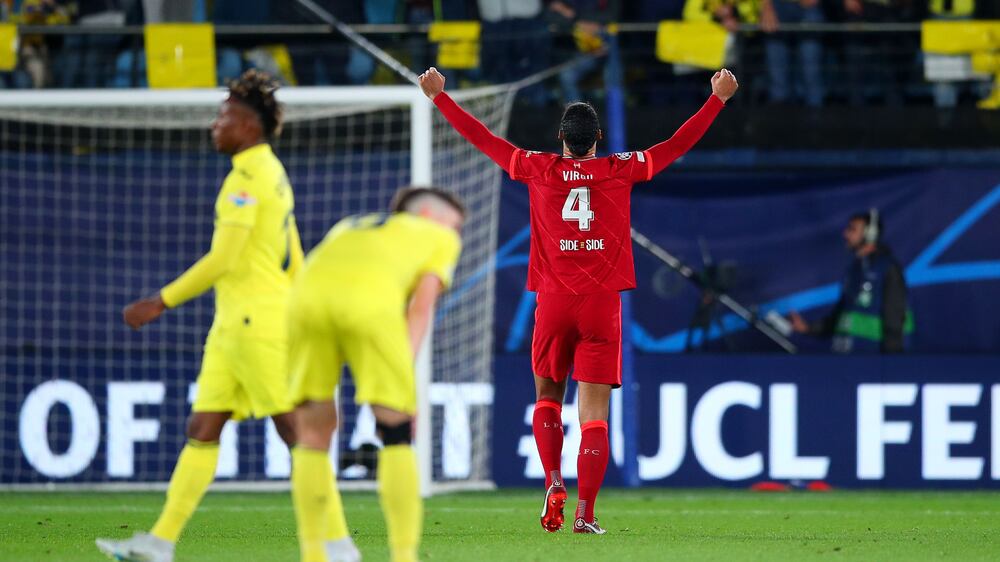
[531,291,622,388]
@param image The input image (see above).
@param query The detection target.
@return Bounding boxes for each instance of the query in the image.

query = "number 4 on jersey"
[562,187,594,231]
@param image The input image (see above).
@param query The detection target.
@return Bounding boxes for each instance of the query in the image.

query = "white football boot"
[96,532,175,562]
[325,536,362,562]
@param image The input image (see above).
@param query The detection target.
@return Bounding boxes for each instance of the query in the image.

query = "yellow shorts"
[287,288,416,415]
[193,330,292,421]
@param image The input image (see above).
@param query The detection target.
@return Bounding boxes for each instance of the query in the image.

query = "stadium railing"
[0,22,993,109]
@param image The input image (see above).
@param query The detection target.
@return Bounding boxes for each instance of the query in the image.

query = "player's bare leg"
[271,410,298,447]
[185,411,232,442]
[97,411,231,561]
[371,405,422,562]
[533,375,568,532]
[292,400,360,562]
[574,382,611,535]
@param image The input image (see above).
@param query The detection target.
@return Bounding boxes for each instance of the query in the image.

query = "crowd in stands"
[0,0,997,108]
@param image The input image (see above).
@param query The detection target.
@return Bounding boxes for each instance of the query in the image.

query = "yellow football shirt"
[162,143,300,337]
[287,211,461,411]
[304,212,462,312]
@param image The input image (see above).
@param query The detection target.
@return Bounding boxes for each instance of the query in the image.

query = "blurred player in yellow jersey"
[290,187,464,562]
[96,70,303,562]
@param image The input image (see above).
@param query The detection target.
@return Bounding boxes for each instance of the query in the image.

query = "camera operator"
[789,210,911,353]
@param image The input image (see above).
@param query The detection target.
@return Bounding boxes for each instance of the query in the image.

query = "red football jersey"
[509,149,652,294]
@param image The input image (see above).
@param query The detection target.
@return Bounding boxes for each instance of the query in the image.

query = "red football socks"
[576,419,609,523]
[532,399,564,489]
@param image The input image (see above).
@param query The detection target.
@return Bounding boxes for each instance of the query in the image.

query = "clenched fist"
[419,67,446,100]
[711,68,739,103]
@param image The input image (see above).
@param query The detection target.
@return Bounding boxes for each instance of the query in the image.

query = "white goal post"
[0,84,512,495]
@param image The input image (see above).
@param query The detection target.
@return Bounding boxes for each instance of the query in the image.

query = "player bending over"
[288,187,464,562]
[421,66,738,534]
[97,70,304,562]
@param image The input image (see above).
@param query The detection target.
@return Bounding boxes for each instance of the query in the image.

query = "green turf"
[1,489,998,561]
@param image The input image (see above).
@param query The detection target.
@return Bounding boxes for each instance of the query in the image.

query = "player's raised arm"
[645,69,739,177]
[122,224,251,330]
[420,67,518,172]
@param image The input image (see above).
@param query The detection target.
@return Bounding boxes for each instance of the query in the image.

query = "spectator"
[761,0,824,106]
[842,0,917,105]
[684,0,761,33]
[55,0,130,88]
[405,0,440,78]
[343,0,390,85]
[477,0,549,104]
[789,210,911,353]
[925,0,984,108]
[15,0,71,88]
[548,0,623,103]
[345,0,440,85]
[211,0,273,85]
[273,0,356,85]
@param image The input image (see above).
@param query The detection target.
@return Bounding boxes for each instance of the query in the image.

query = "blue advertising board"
[493,355,1000,489]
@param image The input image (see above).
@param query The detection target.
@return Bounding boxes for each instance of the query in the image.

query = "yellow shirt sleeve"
[420,227,462,290]
[160,223,251,308]
[216,170,261,228]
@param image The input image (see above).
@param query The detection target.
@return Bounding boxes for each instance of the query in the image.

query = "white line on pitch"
[6,505,998,518]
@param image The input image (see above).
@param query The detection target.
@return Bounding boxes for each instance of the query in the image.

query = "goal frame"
[0,86,488,497]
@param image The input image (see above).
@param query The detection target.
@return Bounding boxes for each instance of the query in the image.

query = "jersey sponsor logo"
[525,150,542,158]
[560,239,605,251]
[228,191,258,208]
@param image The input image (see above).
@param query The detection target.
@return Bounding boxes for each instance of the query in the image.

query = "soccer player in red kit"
[420,66,738,534]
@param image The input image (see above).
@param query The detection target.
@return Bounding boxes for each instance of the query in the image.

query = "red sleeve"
[646,95,725,178]
[607,151,654,183]
[508,149,557,182]
[433,92,518,173]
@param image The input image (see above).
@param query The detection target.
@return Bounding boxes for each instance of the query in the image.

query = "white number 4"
[562,187,594,231]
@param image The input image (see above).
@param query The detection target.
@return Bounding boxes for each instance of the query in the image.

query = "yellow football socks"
[377,445,422,562]
[326,472,349,541]
[150,439,220,543]
[293,447,344,562]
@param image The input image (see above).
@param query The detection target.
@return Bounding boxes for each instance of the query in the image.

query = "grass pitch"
[1,489,997,561]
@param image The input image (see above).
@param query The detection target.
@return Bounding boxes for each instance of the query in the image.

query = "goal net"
[0,85,512,493]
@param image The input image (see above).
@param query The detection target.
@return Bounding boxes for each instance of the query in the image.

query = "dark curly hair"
[227,69,283,139]
[560,102,601,158]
